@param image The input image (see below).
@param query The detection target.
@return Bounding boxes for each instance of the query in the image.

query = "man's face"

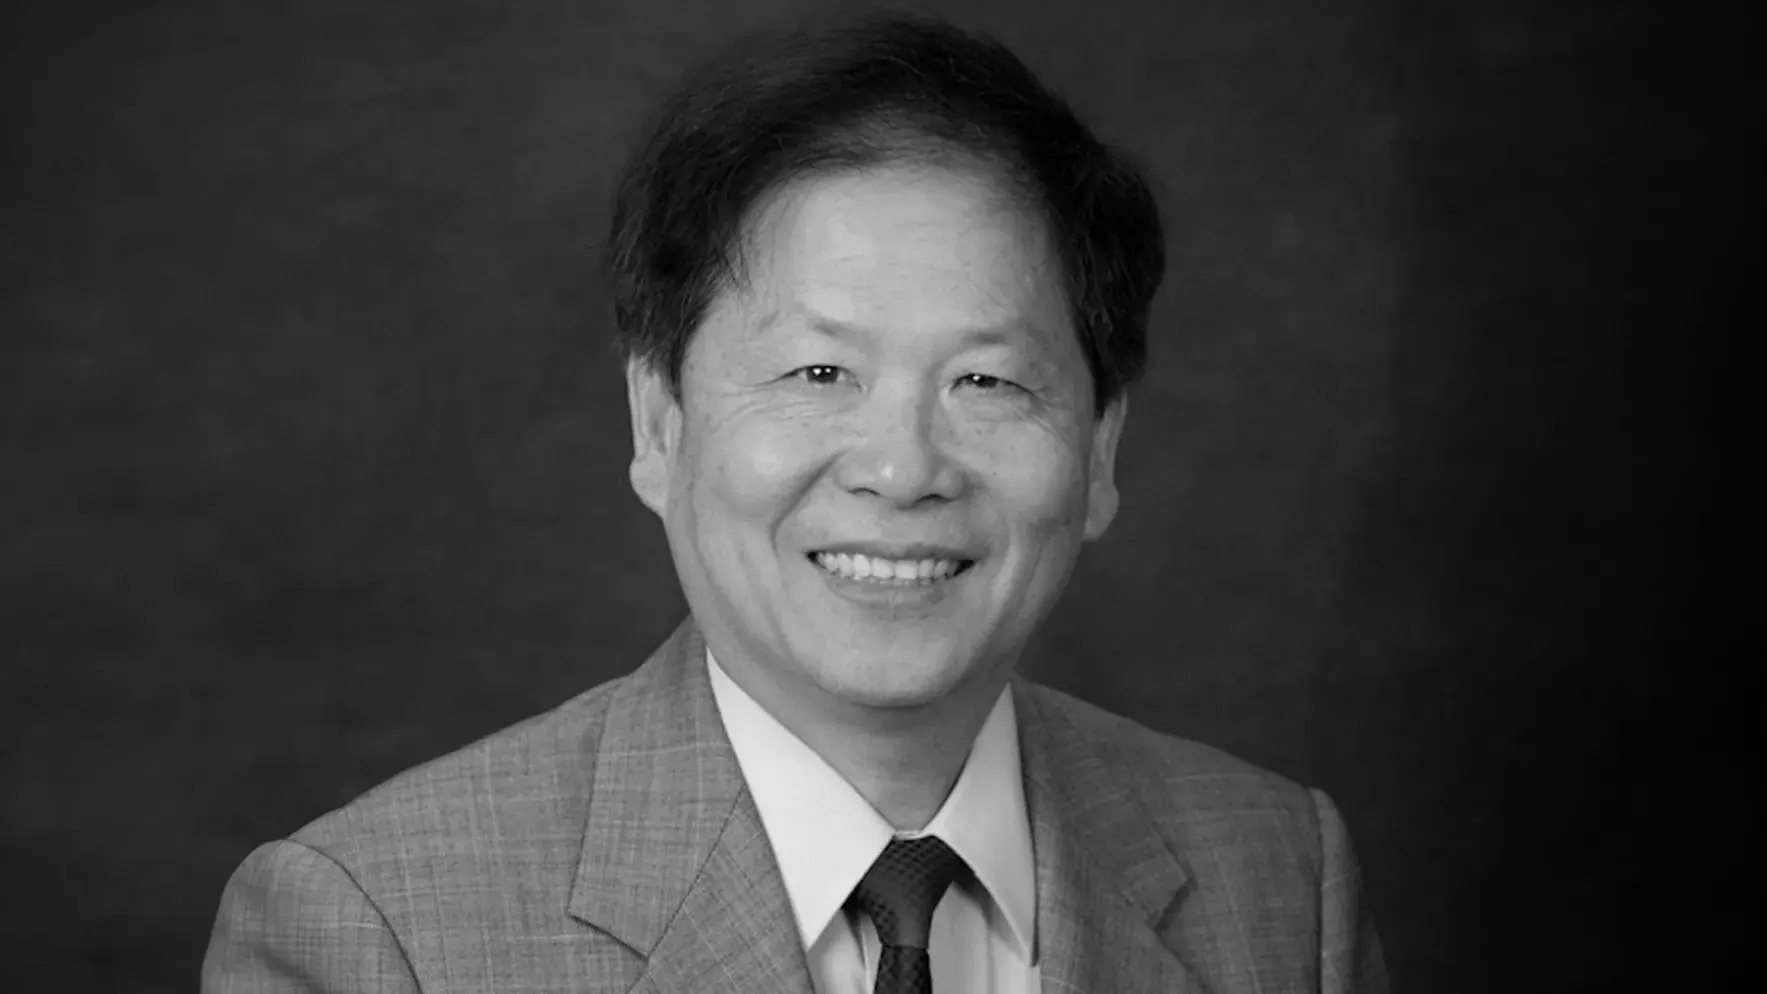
[627,166,1125,713]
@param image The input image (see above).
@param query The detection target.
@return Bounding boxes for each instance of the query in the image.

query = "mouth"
[807,550,978,586]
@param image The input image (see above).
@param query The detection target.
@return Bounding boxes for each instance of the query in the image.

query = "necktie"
[845,836,969,994]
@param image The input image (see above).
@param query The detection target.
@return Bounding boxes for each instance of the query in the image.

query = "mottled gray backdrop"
[1,0,1727,990]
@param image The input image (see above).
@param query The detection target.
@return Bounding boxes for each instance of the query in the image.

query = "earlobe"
[1083,396,1127,541]
[625,357,680,518]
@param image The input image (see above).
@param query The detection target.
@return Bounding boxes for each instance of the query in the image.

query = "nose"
[833,383,965,508]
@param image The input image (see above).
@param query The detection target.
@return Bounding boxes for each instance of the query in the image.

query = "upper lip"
[810,542,980,562]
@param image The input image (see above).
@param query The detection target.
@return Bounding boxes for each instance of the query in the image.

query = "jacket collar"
[568,618,1197,993]
[567,619,813,993]
[1014,678,1201,991]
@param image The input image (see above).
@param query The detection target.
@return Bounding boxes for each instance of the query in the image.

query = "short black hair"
[606,11,1165,415]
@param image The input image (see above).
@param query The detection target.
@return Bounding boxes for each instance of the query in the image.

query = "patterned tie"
[845,836,969,994]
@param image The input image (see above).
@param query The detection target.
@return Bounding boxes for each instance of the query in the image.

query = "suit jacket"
[203,620,1386,993]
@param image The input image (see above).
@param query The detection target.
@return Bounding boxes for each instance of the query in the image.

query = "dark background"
[1,0,1731,990]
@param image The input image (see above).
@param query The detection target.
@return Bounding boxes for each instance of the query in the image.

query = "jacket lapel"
[1015,682,1204,994]
[564,621,1200,993]
[567,620,813,994]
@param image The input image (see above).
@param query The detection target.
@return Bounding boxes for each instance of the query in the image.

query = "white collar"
[705,649,1036,959]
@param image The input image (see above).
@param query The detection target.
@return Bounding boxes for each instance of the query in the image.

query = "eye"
[956,373,1013,391]
[790,365,848,386]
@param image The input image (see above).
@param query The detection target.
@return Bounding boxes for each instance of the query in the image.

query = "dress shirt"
[706,650,1040,994]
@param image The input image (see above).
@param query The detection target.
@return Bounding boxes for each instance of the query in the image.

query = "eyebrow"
[801,315,1031,349]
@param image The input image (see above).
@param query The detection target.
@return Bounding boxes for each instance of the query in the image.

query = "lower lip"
[806,556,974,604]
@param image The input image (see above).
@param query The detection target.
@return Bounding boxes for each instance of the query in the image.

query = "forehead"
[731,166,1071,345]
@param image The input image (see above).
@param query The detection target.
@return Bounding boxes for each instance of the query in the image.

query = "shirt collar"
[705,649,1036,959]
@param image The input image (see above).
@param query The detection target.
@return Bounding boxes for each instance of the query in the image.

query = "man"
[204,13,1385,994]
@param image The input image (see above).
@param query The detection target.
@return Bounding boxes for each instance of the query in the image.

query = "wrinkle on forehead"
[725,166,1073,357]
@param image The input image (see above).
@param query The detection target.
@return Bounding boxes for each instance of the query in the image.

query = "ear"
[625,357,682,518]
[1083,395,1127,541]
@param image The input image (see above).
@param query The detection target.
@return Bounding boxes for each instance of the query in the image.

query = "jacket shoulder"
[289,673,625,877]
[1018,681,1322,845]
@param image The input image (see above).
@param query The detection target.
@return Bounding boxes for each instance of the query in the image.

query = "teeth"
[813,551,967,584]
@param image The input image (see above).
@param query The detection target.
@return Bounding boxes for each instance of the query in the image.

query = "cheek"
[962,428,1091,531]
[687,411,829,520]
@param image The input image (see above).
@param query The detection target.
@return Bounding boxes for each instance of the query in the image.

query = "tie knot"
[846,836,968,950]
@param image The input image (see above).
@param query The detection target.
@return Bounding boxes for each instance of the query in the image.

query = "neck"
[815,695,998,831]
[715,650,1009,831]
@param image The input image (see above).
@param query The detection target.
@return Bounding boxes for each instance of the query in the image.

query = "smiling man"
[204,13,1385,994]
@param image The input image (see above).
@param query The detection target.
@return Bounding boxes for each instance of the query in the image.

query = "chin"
[803,644,989,711]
